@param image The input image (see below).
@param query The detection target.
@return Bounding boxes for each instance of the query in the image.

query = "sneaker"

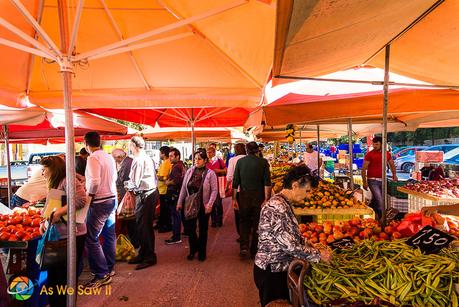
[165,238,182,245]
[91,270,115,277]
[135,259,157,270]
[84,274,112,289]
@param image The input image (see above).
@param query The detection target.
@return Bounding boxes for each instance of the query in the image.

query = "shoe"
[165,238,182,245]
[90,270,115,277]
[198,254,206,262]
[84,274,112,289]
[239,249,249,259]
[211,223,217,228]
[187,253,195,261]
[158,227,172,233]
[135,260,156,270]
[217,222,223,227]
[128,256,143,264]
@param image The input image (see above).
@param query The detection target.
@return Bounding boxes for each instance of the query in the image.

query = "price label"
[406,225,454,254]
[329,237,354,250]
[385,207,399,223]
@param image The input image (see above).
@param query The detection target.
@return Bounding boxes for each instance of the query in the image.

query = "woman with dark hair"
[40,156,88,307]
[177,148,218,261]
[254,165,331,307]
[226,143,247,241]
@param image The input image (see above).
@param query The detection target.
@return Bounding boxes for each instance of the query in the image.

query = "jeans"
[168,192,181,240]
[135,189,159,262]
[211,195,223,226]
[368,179,383,220]
[253,264,289,307]
[239,190,264,256]
[184,204,210,258]
[86,199,116,279]
[158,194,172,230]
[10,194,28,208]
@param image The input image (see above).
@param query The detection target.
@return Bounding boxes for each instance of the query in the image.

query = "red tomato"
[22,217,32,226]
[15,230,26,239]
[31,231,41,239]
[0,232,10,241]
[7,225,16,232]
[22,234,32,241]
[30,218,42,227]
[8,235,18,241]
[0,215,7,222]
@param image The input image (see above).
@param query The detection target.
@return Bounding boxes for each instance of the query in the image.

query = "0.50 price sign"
[406,225,454,254]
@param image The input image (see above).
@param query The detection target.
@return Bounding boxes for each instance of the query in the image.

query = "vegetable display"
[305,240,459,306]
[404,179,459,199]
[0,207,43,241]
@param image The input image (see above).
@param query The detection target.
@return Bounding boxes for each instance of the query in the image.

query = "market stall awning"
[0,0,275,109]
[274,0,459,86]
[85,107,251,128]
[5,109,130,140]
[0,105,45,126]
[139,126,238,142]
[250,88,459,127]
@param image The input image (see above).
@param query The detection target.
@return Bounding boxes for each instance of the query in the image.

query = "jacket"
[178,166,218,208]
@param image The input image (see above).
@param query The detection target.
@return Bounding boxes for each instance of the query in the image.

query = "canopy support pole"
[57,1,77,306]
[316,125,320,174]
[3,125,12,208]
[347,119,354,190]
[382,45,391,221]
[191,109,196,154]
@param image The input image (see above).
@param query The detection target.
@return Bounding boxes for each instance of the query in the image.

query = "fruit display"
[404,179,459,199]
[304,240,459,306]
[0,207,43,241]
[297,181,367,209]
[271,163,293,193]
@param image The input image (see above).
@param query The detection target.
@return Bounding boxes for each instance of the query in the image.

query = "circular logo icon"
[8,276,34,301]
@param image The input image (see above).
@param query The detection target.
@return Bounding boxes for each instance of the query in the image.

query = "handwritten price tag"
[406,225,454,254]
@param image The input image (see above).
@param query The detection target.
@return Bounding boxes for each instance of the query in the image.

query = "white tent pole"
[67,0,85,55]
[74,0,248,62]
[10,0,61,55]
[382,45,391,220]
[57,1,77,306]
[316,125,320,174]
[3,125,12,208]
[348,118,354,190]
[0,17,56,58]
[0,37,56,60]
[191,109,196,154]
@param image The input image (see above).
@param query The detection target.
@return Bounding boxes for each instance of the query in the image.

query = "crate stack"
[388,179,409,212]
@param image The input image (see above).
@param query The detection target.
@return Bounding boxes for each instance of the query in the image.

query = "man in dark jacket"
[232,142,271,259]
[165,148,186,244]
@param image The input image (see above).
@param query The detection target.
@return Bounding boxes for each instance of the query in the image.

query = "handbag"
[36,213,67,270]
[184,169,208,220]
[117,191,136,220]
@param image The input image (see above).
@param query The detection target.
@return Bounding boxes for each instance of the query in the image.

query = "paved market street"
[78,197,259,307]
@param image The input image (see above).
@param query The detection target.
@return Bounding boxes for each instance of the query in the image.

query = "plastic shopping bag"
[115,234,136,262]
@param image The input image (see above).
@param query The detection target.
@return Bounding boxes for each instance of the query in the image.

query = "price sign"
[406,225,454,254]
[329,237,354,250]
[385,207,399,223]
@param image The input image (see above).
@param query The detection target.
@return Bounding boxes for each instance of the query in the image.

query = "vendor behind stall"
[11,167,47,208]
[254,165,331,307]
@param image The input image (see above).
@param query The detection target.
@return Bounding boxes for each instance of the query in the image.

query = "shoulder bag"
[184,169,208,220]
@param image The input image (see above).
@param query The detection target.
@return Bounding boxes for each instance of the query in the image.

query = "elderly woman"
[177,148,218,261]
[40,156,88,307]
[254,165,331,307]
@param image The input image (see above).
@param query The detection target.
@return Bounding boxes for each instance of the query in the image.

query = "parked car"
[422,144,459,154]
[393,146,428,159]
[27,152,64,178]
[394,146,459,173]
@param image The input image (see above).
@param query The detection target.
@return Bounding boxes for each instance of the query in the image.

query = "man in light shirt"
[83,132,117,289]
[125,136,159,270]
[303,143,323,174]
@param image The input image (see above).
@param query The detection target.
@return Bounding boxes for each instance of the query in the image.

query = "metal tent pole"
[191,109,196,154]
[348,119,354,190]
[316,125,320,174]
[382,45,391,219]
[57,1,77,305]
[3,125,12,207]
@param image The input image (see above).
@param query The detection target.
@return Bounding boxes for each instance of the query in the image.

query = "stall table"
[397,187,459,212]
[293,207,375,224]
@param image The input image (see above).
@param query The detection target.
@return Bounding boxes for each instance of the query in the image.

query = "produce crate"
[389,195,408,213]
[294,207,375,224]
[397,187,459,212]
[388,180,408,199]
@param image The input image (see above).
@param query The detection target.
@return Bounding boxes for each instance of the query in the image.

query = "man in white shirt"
[83,132,117,289]
[303,143,323,174]
[125,136,159,270]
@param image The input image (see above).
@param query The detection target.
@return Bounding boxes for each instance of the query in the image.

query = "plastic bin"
[389,196,408,213]
[388,180,408,199]
[294,207,375,224]
[407,194,458,213]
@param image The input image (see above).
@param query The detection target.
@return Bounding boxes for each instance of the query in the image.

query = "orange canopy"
[0,0,275,109]
[140,127,237,142]
[274,0,459,86]
[0,105,45,125]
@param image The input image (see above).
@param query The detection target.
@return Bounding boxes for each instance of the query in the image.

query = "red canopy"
[84,107,251,128]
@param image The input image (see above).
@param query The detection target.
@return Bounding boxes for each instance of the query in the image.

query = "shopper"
[40,156,88,307]
[254,165,331,307]
[156,146,172,233]
[232,141,271,259]
[10,167,47,208]
[125,136,159,270]
[362,136,398,220]
[206,146,226,227]
[75,147,89,176]
[112,148,137,247]
[226,143,246,241]
[303,143,322,174]
[84,132,117,288]
[165,148,186,244]
[177,148,218,261]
